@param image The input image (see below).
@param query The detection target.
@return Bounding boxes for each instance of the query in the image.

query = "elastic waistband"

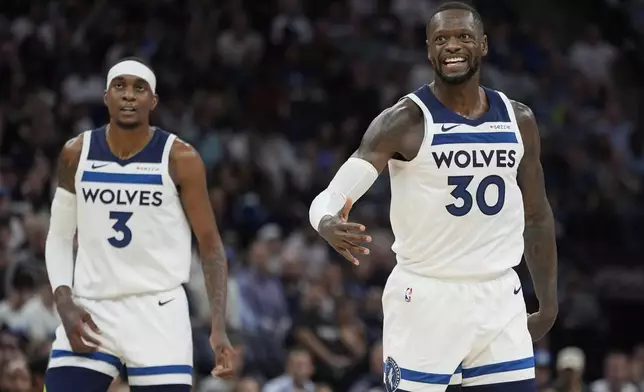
[394,264,513,283]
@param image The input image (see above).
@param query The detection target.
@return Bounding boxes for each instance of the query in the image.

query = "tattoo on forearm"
[524,197,558,306]
[200,242,228,330]
[513,100,558,308]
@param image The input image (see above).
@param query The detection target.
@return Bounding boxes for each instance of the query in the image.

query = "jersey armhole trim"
[496,92,524,147]
[162,133,179,194]
[75,130,93,184]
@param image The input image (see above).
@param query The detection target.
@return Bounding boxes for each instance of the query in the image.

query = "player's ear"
[425,40,434,66]
[481,34,488,57]
[151,94,159,111]
[103,91,108,107]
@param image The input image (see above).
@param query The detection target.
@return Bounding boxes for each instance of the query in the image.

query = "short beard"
[435,58,480,85]
[114,120,141,130]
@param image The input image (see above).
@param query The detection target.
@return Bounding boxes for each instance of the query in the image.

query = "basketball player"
[309,3,558,392]
[44,57,235,392]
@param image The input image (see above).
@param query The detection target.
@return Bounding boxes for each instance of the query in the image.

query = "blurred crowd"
[1,0,644,391]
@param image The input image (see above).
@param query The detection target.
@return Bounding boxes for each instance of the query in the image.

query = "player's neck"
[106,123,154,160]
[431,77,484,118]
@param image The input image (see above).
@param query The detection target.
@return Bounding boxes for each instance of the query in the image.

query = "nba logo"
[404,287,412,302]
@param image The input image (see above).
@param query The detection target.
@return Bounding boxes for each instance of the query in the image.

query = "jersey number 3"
[108,211,133,248]
[446,175,505,216]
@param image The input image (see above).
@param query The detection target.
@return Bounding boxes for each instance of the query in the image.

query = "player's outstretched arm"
[170,139,235,379]
[513,101,558,342]
[46,134,102,353]
[309,98,422,265]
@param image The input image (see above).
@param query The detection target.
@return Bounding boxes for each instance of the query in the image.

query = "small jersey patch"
[384,356,401,392]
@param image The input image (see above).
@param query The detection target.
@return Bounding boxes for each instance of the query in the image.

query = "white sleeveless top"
[388,85,525,280]
[73,126,192,299]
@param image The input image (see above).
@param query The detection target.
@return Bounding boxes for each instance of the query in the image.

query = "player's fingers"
[214,349,231,370]
[76,322,101,348]
[335,221,365,231]
[212,366,235,379]
[70,335,98,353]
[82,314,101,334]
[334,247,360,265]
[341,240,370,255]
[334,231,372,244]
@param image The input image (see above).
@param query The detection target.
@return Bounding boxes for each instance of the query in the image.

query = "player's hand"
[209,330,236,380]
[527,304,558,342]
[57,299,101,353]
[318,198,372,266]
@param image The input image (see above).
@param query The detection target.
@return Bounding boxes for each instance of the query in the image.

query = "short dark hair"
[428,1,484,32]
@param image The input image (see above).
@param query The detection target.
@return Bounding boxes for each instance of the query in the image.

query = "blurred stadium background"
[1,0,644,391]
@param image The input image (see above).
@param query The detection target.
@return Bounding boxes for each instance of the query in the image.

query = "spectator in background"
[216,12,264,68]
[0,356,32,392]
[535,348,554,392]
[631,344,644,391]
[553,347,589,392]
[314,383,333,392]
[293,280,362,389]
[263,348,315,392]
[348,341,384,392]
[0,267,35,329]
[270,0,313,45]
[236,377,262,392]
[568,25,617,87]
[10,275,58,344]
[590,352,639,392]
[237,240,291,377]
[28,356,48,392]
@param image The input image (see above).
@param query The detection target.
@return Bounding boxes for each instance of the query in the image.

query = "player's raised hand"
[318,198,372,266]
[210,330,236,380]
[57,299,101,353]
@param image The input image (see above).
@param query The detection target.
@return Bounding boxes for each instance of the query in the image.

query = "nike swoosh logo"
[91,163,110,169]
[158,298,175,306]
[441,124,460,132]
[514,286,522,295]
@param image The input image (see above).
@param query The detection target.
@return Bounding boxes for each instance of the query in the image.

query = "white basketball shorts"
[48,285,193,387]
[382,266,535,392]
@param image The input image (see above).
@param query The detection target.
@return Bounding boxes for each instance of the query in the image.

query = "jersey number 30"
[446,175,505,216]
[108,211,133,248]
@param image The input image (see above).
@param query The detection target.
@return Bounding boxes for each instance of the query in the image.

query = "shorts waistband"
[394,264,513,283]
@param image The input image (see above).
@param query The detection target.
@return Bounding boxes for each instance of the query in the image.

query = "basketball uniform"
[382,85,535,391]
[47,126,193,388]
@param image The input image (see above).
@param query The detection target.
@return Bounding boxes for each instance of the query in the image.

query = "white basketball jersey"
[388,85,525,280]
[73,126,192,299]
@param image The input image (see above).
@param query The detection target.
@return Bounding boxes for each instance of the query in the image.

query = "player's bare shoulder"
[510,100,540,153]
[168,137,206,186]
[355,97,424,166]
[56,133,85,193]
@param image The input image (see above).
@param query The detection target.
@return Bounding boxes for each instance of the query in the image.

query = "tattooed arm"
[170,139,228,333]
[171,138,235,377]
[46,134,103,353]
[310,98,424,264]
[47,134,83,303]
[513,101,558,341]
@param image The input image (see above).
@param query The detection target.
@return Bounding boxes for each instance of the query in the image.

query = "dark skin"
[52,72,235,378]
[317,9,557,341]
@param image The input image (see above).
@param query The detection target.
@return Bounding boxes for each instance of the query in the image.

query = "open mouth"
[120,107,137,113]
[442,56,468,72]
